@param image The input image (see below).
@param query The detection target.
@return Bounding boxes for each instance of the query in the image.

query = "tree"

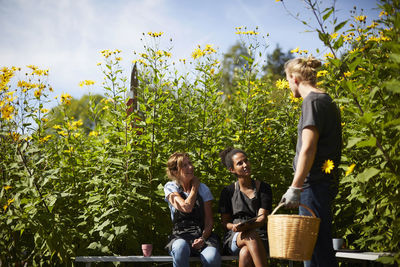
[263,44,293,80]
[45,94,105,134]
[220,42,250,94]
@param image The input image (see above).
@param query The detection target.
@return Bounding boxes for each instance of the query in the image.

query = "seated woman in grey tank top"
[218,147,273,267]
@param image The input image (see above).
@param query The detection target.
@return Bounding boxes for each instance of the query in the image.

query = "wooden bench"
[75,255,238,266]
[75,251,393,266]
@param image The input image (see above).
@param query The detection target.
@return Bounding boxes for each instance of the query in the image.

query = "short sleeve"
[199,183,214,202]
[259,182,273,213]
[301,95,326,134]
[218,185,233,214]
[164,181,179,202]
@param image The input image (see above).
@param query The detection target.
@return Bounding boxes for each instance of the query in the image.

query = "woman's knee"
[201,246,221,267]
[171,239,190,256]
[239,246,253,265]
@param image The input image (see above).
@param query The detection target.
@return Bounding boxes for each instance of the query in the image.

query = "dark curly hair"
[219,147,247,170]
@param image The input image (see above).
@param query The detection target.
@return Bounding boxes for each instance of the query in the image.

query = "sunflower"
[345,163,356,176]
[322,159,335,174]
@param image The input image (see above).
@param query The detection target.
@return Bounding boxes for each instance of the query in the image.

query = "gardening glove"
[280,186,302,208]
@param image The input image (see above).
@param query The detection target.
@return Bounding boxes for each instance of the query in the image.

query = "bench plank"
[75,255,238,263]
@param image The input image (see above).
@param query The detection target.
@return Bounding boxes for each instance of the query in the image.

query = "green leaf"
[356,136,376,148]
[348,57,363,72]
[346,137,364,149]
[388,53,400,63]
[377,256,395,264]
[360,112,373,124]
[384,79,400,93]
[87,242,101,250]
[323,8,334,21]
[334,20,348,32]
[357,167,380,183]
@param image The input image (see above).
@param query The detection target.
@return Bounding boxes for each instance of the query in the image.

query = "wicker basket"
[268,203,320,261]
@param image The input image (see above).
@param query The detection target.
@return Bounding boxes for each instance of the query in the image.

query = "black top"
[218,180,272,254]
[165,191,219,255]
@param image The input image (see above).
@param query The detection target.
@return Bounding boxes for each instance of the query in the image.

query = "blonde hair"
[284,56,322,85]
[166,152,190,181]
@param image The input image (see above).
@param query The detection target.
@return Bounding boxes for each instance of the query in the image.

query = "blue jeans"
[299,182,338,267]
[170,238,221,267]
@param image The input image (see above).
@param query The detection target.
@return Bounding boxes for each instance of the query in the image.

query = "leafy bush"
[1,0,399,265]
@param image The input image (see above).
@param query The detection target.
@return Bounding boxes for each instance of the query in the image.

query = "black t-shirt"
[293,92,342,185]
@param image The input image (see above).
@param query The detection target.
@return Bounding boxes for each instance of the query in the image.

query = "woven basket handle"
[271,203,317,217]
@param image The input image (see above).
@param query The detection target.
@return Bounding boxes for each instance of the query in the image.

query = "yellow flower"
[3,205,8,211]
[64,147,74,153]
[330,32,339,39]
[317,70,328,77]
[345,163,356,176]
[354,15,367,23]
[321,159,335,174]
[79,80,95,87]
[41,118,48,122]
[290,47,300,54]
[275,79,289,89]
[58,131,68,137]
[40,108,49,113]
[290,92,301,103]
[210,68,215,75]
[72,120,83,128]
[60,93,72,105]
[3,185,12,190]
[379,11,388,17]
[52,125,62,130]
[89,131,99,137]
[10,132,20,142]
[343,71,352,77]
[7,198,14,205]
[367,21,379,29]
[39,135,52,143]
[323,53,334,60]
[204,44,217,54]
[27,65,38,71]
[147,31,163,38]
[192,47,205,59]
[1,104,14,120]
[34,89,42,98]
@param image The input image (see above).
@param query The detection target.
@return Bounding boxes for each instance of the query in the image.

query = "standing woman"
[280,56,342,267]
[218,147,272,267]
[164,152,221,267]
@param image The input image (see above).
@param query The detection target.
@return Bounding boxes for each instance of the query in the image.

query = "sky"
[1,0,381,108]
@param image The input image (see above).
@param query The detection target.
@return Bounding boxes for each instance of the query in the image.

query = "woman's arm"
[221,213,234,231]
[192,200,213,249]
[167,177,199,213]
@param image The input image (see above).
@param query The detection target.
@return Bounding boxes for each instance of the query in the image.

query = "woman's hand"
[191,176,200,191]
[232,222,253,232]
[192,237,205,250]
